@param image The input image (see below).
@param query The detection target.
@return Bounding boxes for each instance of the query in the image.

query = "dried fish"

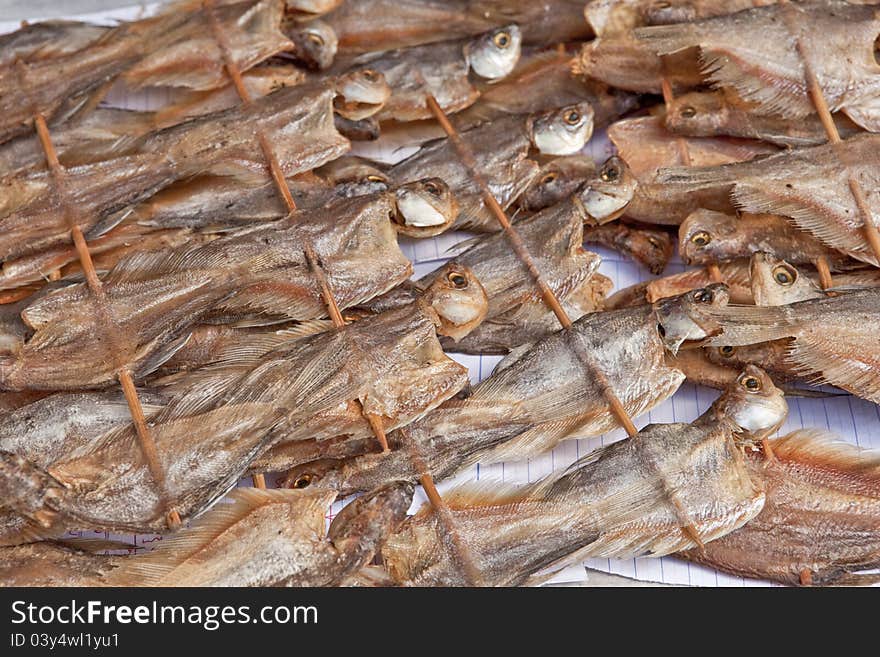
[344,26,522,123]
[681,430,880,586]
[584,0,777,37]
[325,0,592,56]
[608,116,776,224]
[0,81,354,261]
[0,484,412,587]
[573,33,703,95]
[584,222,673,275]
[665,90,862,148]
[678,209,857,270]
[635,1,880,132]
[381,366,781,586]
[455,49,640,131]
[385,108,594,231]
[0,190,428,390]
[417,193,605,355]
[517,155,597,214]
[0,0,293,144]
[281,286,730,494]
[0,264,485,535]
[658,134,880,266]
[707,287,880,403]
[0,66,308,176]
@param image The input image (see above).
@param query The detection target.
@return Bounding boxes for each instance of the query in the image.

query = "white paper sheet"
[3,2,878,587]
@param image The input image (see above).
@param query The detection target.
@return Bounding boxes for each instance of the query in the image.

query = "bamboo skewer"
[19,64,181,527]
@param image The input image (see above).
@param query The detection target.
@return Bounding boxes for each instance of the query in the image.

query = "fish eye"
[307,32,325,47]
[423,181,442,197]
[540,172,558,185]
[366,174,385,183]
[740,375,762,392]
[563,109,581,125]
[693,289,713,303]
[600,164,620,182]
[772,264,796,286]
[719,345,736,357]
[679,105,697,119]
[690,230,711,247]
[361,69,378,82]
[447,271,469,289]
[291,473,313,489]
[657,323,666,338]
[493,31,511,48]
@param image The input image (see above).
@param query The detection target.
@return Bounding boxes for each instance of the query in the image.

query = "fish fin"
[706,304,794,346]
[273,320,334,340]
[453,160,539,231]
[786,332,880,403]
[55,538,138,553]
[124,0,292,91]
[210,280,324,323]
[492,341,534,374]
[699,48,813,118]
[133,332,193,379]
[770,430,880,476]
[842,92,880,133]
[479,416,596,464]
[732,182,875,264]
[438,477,536,510]
[112,487,335,585]
[83,207,133,242]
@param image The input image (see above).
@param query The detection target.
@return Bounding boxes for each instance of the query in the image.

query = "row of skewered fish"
[0,0,878,586]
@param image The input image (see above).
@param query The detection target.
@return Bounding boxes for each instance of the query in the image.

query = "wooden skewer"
[814,255,834,290]
[29,100,180,527]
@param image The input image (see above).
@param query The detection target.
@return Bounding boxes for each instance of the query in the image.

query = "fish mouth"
[655,284,729,354]
[575,156,637,224]
[333,69,391,120]
[465,25,522,81]
[530,103,595,156]
[725,366,788,433]
[424,265,489,341]
[392,179,458,238]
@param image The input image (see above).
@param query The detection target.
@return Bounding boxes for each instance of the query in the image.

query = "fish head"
[327,481,414,551]
[529,103,595,156]
[284,0,343,17]
[333,68,391,120]
[392,178,458,237]
[713,365,788,434]
[665,91,730,137]
[654,283,729,354]
[749,252,824,307]
[287,20,338,70]
[519,155,596,212]
[421,264,489,341]
[319,157,389,197]
[642,0,698,26]
[678,209,740,265]
[620,226,674,276]
[575,156,637,224]
[464,25,522,81]
[282,459,347,493]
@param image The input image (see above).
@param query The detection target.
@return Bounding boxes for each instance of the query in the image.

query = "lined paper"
[3,2,878,587]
